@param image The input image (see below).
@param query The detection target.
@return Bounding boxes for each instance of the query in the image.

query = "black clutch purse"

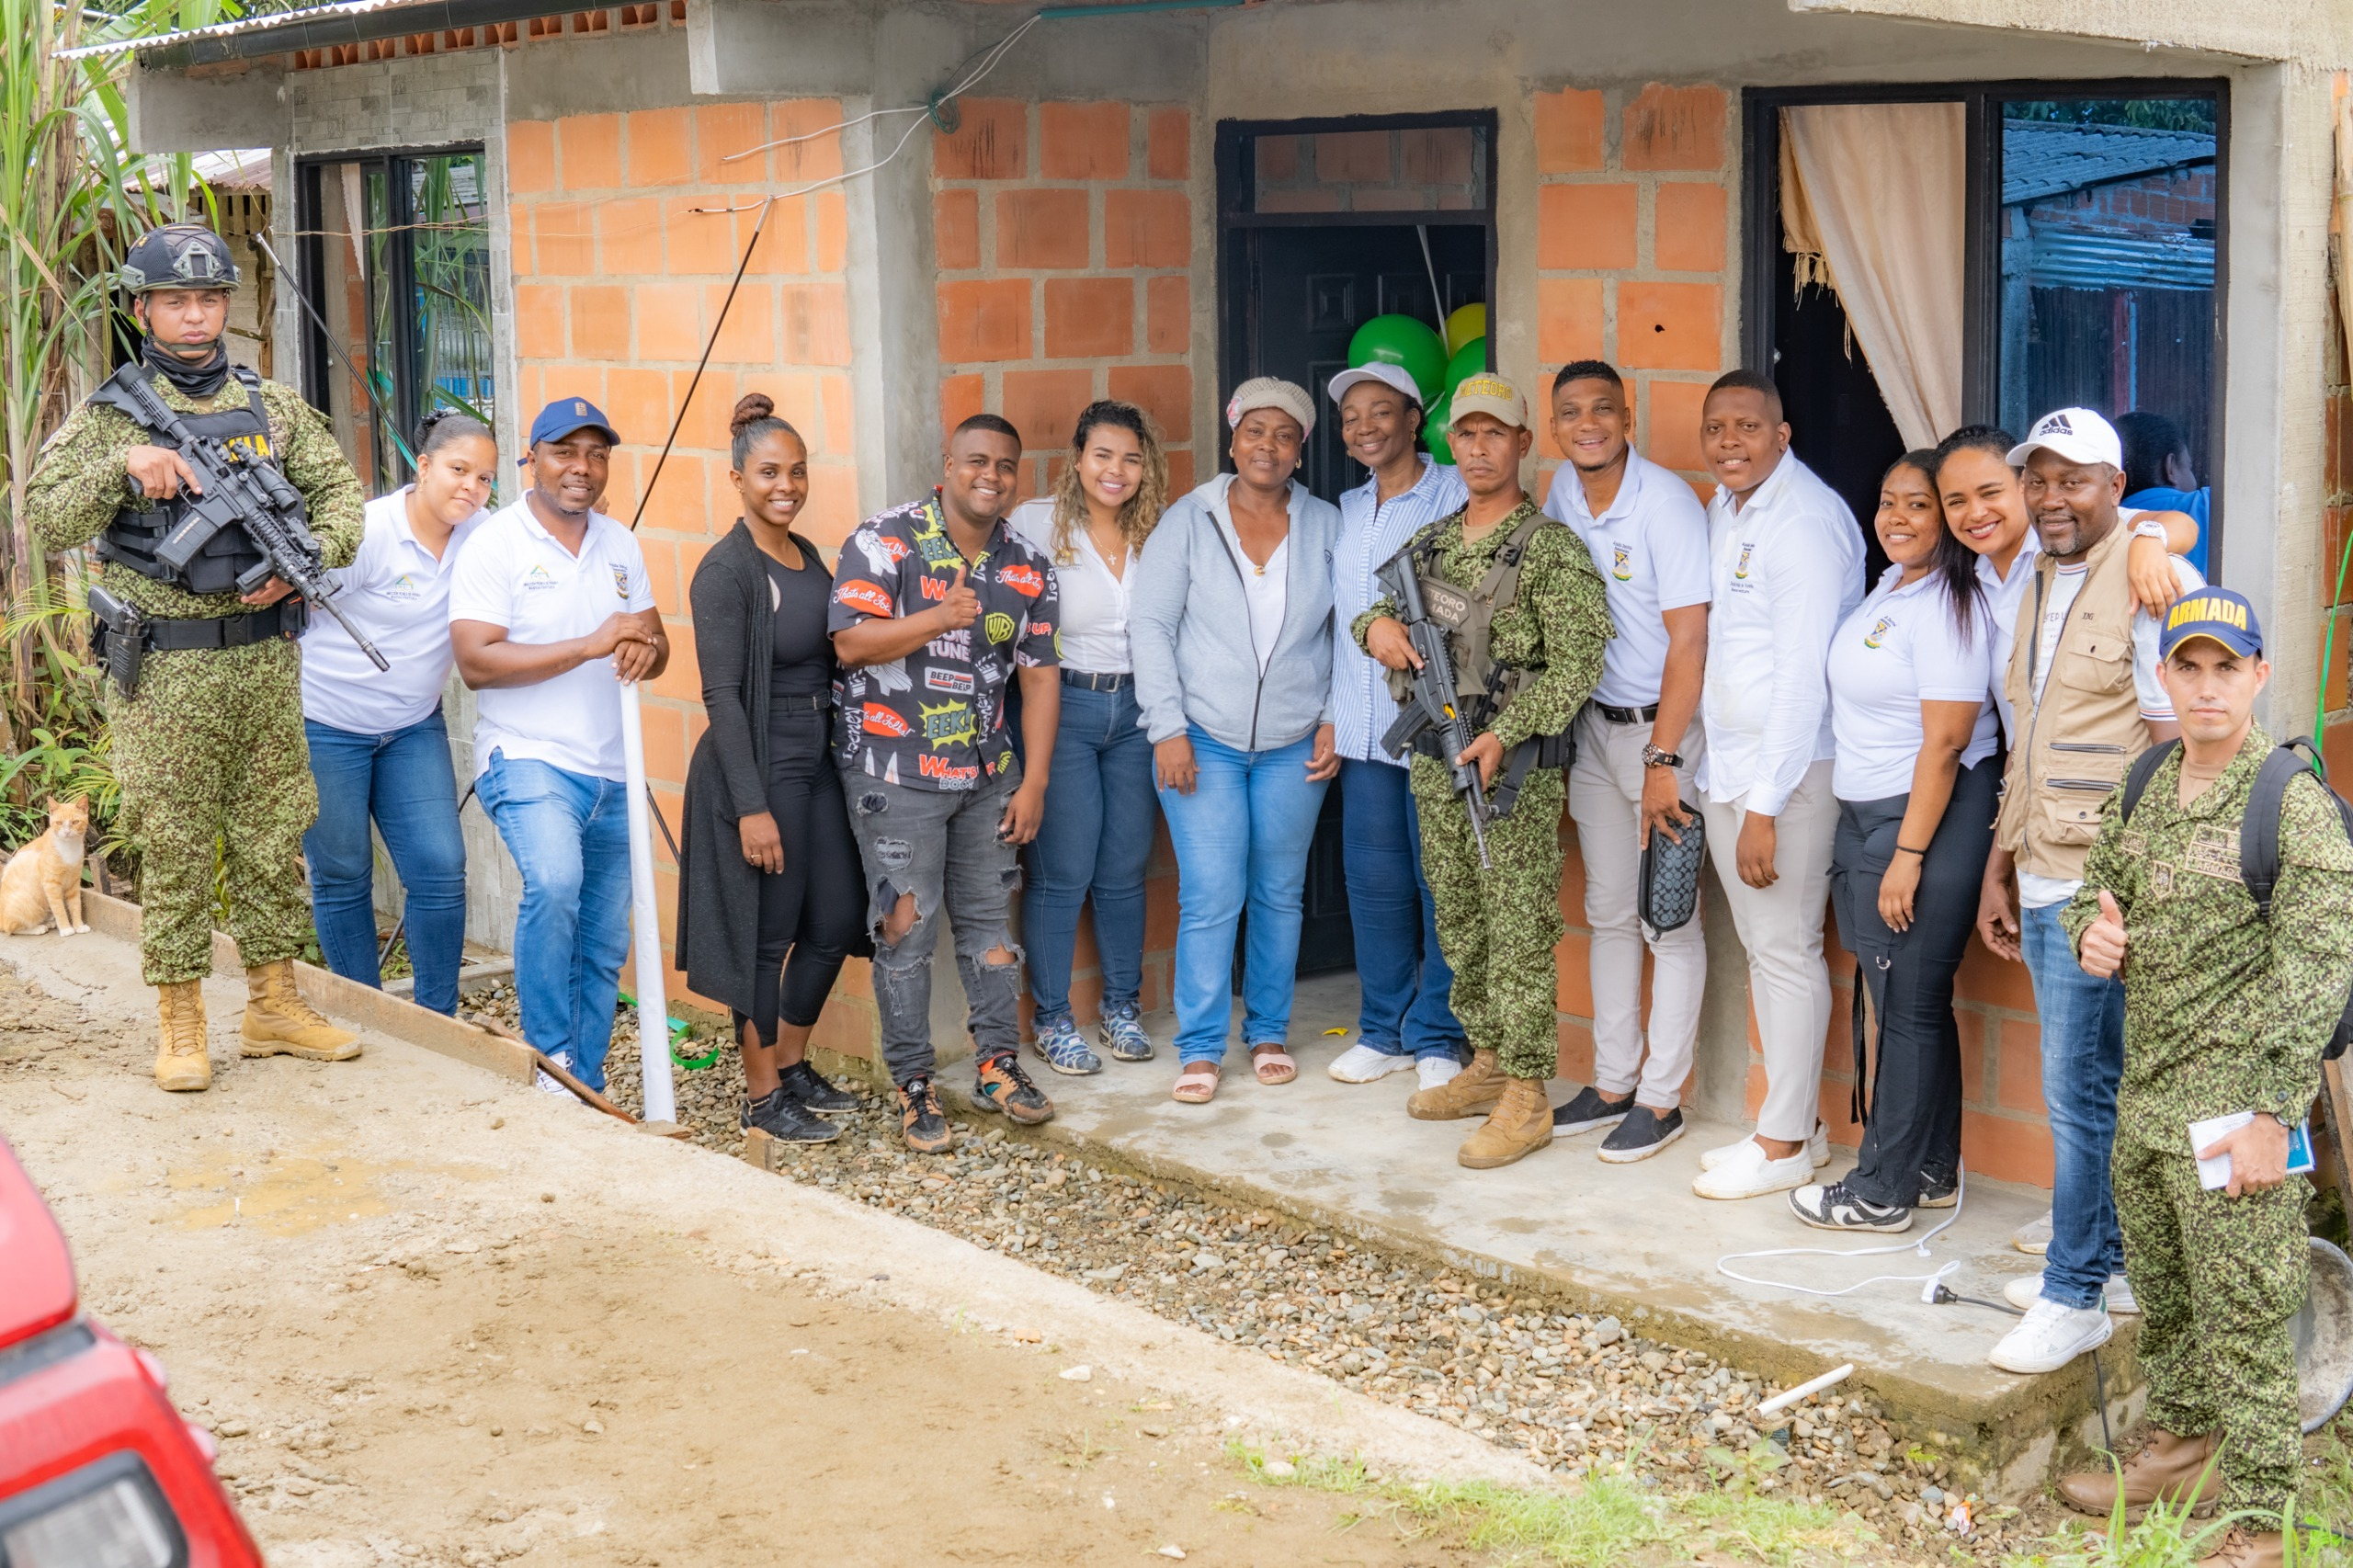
[1638,805,1706,934]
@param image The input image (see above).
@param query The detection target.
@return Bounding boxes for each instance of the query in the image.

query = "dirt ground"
[0,955,1512,1568]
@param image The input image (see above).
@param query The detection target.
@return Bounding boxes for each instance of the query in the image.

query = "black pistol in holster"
[85,583,148,697]
[101,369,388,673]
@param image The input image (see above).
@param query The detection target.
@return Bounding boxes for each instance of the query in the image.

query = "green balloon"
[1442,335,1487,403]
[1424,392,1455,465]
[1348,313,1448,403]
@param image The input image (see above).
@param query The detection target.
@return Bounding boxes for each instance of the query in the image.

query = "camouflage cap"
[119,222,240,294]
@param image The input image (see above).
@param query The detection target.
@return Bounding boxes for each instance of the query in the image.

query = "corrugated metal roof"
[2002,119,2215,207]
[2029,228,2214,290]
[57,0,451,60]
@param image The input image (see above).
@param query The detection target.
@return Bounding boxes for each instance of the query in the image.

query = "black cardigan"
[674,520,847,1017]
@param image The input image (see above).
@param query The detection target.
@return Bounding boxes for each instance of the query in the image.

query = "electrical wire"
[1715,1168,1969,1299]
[2315,516,2353,743]
[720,105,930,164]
[626,194,774,530]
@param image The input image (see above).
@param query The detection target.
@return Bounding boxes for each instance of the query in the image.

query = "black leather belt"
[1062,669,1131,691]
[144,600,300,652]
[773,690,833,711]
[1595,702,1660,725]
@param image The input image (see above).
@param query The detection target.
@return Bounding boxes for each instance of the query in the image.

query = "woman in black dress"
[676,394,865,1142]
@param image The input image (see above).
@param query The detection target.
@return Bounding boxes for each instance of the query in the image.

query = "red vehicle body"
[0,1134,263,1567]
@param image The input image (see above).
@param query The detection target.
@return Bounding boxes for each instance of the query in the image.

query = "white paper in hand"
[2189,1110,2316,1190]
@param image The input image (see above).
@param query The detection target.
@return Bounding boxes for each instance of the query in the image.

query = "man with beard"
[28,222,365,1093]
[830,415,1063,1152]
[450,399,667,1096]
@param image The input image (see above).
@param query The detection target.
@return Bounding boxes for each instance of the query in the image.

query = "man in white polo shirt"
[449,398,667,1093]
[1689,369,1865,1201]
[1540,360,1712,1162]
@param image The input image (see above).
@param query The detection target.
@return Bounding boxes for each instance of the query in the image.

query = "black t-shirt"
[765,541,834,710]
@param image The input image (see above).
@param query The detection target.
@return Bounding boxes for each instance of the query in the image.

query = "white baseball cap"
[2006,407,2123,471]
[1326,361,1423,408]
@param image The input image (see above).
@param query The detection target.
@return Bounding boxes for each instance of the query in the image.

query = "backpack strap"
[2119,738,2179,825]
[2241,736,2337,921]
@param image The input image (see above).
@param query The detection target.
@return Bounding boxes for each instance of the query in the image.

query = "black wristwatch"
[1642,743,1683,770]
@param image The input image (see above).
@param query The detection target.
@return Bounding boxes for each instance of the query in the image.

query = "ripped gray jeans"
[841,764,1025,1085]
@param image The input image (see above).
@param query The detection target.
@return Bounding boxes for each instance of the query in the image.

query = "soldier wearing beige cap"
[1354,374,1615,1167]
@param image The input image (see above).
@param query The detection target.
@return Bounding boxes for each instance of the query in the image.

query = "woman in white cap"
[1131,377,1341,1103]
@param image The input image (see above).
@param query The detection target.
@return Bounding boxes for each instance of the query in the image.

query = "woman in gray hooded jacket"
[1130,377,1341,1104]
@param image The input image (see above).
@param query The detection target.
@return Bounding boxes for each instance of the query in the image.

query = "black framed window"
[296,147,494,494]
[1744,81,2226,574]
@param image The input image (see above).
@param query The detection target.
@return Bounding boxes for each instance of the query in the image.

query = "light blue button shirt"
[1329,458,1468,765]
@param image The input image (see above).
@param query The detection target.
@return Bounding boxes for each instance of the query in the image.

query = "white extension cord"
[1714,1167,1968,1300]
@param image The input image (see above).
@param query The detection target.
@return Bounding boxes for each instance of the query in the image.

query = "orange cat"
[0,797,90,937]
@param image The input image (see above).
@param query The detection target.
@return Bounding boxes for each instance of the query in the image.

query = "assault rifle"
[1374,551,1492,869]
[108,369,388,672]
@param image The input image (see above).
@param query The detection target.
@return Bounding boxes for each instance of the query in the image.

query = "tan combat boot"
[239,960,361,1061]
[2056,1428,2219,1518]
[153,980,211,1092]
[2198,1529,2284,1568]
[1456,1074,1554,1169]
[1407,1048,1505,1120]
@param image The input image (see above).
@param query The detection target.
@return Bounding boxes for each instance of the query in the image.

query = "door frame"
[1740,80,2228,562]
[1213,108,1501,455]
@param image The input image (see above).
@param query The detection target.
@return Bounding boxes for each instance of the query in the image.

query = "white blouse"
[1008,498,1136,675]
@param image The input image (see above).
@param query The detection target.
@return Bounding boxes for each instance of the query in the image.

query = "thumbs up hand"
[937,562,981,631]
[2079,888,2129,979]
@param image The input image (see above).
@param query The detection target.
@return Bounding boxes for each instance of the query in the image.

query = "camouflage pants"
[2113,1137,2307,1518]
[112,638,317,985]
[1412,756,1563,1081]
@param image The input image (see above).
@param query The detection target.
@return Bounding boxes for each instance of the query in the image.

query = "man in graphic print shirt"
[829,413,1063,1152]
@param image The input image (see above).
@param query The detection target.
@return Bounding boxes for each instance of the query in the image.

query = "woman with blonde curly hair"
[1006,400,1170,1073]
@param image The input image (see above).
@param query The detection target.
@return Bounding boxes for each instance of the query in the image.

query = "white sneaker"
[1988,1298,2113,1374]
[1415,1055,1462,1093]
[536,1053,579,1099]
[1691,1138,1814,1200]
[1700,1122,1830,1172]
[1327,1043,1415,1084]
[2002,1271,2140,1315]
[2013,1210,2052,1255]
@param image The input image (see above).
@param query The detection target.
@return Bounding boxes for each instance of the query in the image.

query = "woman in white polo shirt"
[301,409,493,1014]
[1006,400,1169,1076]
[1791,449,1998,1234]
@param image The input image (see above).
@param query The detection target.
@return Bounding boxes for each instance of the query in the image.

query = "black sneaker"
[781,1059,858,1115]
[1597,1105,1684,1163]
[1788,1179,1912,1233]
[896,1076,955,1153]
[743,1086,842,1144]
[1916,1169,1960,1209]
[1552,1085,1634,1135]
[973,1051,1054,1125]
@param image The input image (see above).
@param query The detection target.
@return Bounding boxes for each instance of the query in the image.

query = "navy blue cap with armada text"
[2158,586,2264,660]
[528,397,620,448]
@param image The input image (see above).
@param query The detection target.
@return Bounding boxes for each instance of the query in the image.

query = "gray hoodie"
[1131,474,1339,754]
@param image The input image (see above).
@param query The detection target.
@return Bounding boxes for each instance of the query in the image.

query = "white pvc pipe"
[1756,1362,1856,1421]
[618,677,677,1127]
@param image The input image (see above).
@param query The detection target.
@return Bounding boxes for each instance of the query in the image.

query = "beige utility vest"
[1994,521,2154,884]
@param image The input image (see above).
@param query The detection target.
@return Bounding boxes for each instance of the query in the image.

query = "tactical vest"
[87,362,270,596]
[1387,509,1578,771]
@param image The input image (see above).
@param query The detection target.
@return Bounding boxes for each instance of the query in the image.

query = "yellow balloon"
[1444,303,1488,358]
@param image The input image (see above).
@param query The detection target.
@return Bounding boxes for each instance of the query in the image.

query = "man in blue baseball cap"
[2054,585,2353,1565]
[449,399,668,1096]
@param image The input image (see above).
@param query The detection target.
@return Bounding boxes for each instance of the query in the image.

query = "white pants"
[1699,757,1838,1143]
[1566,707,1707,1110]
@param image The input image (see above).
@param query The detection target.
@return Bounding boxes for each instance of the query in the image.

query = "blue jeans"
[2022,900,2128,1308]
[1158,726,1328,1064]
[476,750,634,1091]
[302,713,469,1015]
[1023,680,1155,1027]
[1339,758,1464,1061]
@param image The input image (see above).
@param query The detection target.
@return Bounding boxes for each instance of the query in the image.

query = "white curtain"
[1780,103,1965,450]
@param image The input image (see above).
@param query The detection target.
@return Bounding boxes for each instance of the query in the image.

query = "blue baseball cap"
[528,396,619,449]
[2158,586,2263,659]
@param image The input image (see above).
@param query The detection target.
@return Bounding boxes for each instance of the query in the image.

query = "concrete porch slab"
[960,973,2139,1495]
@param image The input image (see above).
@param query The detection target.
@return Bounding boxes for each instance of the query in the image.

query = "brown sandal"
[1250,1043,1297,1085]
[1173,1062,1221,1104]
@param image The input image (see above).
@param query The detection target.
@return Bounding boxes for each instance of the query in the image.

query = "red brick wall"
[506,98,879,1056]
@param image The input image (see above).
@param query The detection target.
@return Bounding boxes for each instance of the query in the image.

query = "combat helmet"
[119,222,240,293]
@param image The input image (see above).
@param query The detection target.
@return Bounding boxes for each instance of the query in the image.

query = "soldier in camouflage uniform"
[1356,375,1612,1169]
[26,223,366,1093]
[2056,589,2353,1568]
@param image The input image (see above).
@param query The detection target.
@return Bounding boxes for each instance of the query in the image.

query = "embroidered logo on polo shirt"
[1863,615,1894,650]
[611,565,631,600]
[522,563,558,592]
[384,572,421,602]
[1733,543,1755,580]
[1610,543,1631,582]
